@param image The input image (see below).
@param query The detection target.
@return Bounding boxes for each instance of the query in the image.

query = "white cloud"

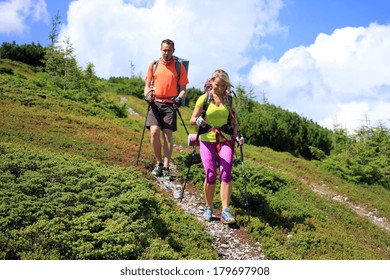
[320,101,390,132]
[249,23,390,131]
[59,0,285,88]
[0,0,49,34]
[4,0,386,132]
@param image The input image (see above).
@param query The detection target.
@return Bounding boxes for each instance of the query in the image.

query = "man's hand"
[144,89,154,102]
[173,96,182,108]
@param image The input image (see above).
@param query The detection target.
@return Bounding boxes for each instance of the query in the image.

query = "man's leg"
[162,128,173,168]
[150,125,162,163]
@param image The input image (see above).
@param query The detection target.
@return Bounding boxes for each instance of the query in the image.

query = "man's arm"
[144,81,154,102]
[178,85,186,99]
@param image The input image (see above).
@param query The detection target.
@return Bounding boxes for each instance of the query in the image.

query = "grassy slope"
[1,59,389,259]
[244,146,390,220]
[240,146,389,259]
[0,60,218,259]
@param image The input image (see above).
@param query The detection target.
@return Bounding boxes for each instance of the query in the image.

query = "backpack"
[199,79,237,135]
[152,56,189,106]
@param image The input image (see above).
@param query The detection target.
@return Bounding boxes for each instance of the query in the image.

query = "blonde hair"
[209,70,234,113]
[210,69,233,90]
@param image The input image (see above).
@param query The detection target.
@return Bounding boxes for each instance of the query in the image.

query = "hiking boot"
[203,205,213,221]
[152,163,163,177]
[221,208,235,224]
[162,167,174,181]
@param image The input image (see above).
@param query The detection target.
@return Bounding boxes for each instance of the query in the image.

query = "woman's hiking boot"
[221,208,235,224]
[203,205,213,221]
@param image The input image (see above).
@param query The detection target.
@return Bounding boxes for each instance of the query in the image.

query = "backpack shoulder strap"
[152,57,183,102]
[153,56,182,81]
[202,91,212,118]
[226,90,237,125]
[227,90,237,108]
[151,59,159,86]
[174,56,181,83]
[203,90,235,113]
[153,60,158,70]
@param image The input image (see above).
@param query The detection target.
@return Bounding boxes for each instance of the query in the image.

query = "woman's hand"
[195,116,205,127]
[236,133,244,146]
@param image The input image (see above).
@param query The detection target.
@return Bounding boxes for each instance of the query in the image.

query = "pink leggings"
[199,140,235,184]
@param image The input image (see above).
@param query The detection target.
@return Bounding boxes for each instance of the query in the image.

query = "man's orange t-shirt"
[145,58,189,101]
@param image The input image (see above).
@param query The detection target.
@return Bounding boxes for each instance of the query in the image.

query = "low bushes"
[0,143,218,260]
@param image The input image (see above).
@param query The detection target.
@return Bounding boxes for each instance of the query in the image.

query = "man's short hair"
[161,39,175,49]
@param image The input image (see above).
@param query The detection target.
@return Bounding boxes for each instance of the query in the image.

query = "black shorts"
[146,102,177,132]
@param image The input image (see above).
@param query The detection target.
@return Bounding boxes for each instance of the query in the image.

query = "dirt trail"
[124,100,265,259]
[302,178,390,233]
[120,96,141,116]
[155,174,266,260]
[155,162,389,260]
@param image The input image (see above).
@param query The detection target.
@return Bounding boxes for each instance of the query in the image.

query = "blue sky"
[265,0,390,59]
[1,0,390,131]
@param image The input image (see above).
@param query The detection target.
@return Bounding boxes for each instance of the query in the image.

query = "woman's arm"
[190,105,204,126]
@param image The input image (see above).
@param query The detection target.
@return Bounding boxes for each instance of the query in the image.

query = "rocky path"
[122,99,265,259]
[155,163,389,260]
[119,96,141,116]
[155,174,266,260]
[302,179,390,233]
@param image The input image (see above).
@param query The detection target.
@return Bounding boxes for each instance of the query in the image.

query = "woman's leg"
[200,141,217,206]
[219,140,235,210]
[204,182,216,206]
[220,181,232,210]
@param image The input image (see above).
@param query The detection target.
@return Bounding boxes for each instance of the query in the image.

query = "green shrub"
[0,143,217,259]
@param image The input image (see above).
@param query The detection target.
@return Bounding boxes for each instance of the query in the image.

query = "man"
[144,39,189,178]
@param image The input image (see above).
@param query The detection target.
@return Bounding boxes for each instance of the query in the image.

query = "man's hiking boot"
[221,208,235,224]
[152,163,163,177]
[162,167,174,181]
[203,205,213,221]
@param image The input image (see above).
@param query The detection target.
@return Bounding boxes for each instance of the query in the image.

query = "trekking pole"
[179,147,197,202]
[238,141,250,222]
[135,90,153,166]
[179,131,200,202]
[170,97,189,136]
[176,108,189,136]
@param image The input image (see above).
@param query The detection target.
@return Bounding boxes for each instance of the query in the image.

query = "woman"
[190,69,243,224]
